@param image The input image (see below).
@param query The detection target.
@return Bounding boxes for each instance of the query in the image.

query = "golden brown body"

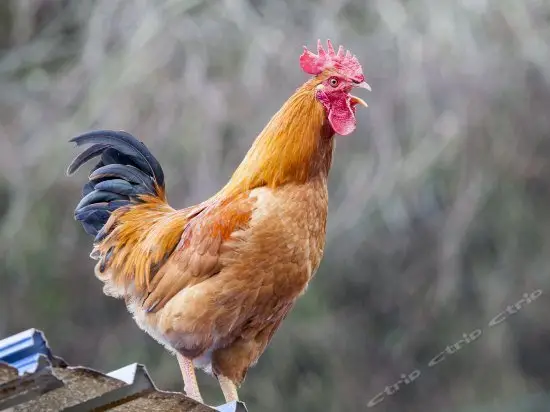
[132,177,329,383]
[90,80,334,384]
[69,40,369,403]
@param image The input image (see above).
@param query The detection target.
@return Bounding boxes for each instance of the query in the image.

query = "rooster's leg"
[218,375,239,402]
[177,354,203,403]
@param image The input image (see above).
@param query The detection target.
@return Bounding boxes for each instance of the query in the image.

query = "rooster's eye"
[329,77,339,87]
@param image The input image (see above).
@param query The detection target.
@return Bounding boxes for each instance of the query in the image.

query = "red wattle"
[327,97,357,136]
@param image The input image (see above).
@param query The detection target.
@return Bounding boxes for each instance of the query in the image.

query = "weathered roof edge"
[0,329,247,412]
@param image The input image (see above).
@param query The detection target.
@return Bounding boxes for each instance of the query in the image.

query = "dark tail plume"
[68,130,165,238]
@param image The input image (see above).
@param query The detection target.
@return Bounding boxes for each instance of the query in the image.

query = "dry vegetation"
[1,0,550,410]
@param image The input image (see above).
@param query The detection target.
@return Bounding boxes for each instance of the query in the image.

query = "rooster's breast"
[129,178,330,381]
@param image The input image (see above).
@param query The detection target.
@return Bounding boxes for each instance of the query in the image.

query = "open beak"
[356,81,372,91]
[350,81,371,108]
[350,95,368,108]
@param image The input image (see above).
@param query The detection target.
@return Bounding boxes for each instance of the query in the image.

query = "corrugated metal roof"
[0,329,247,412]
[0,329,58,375]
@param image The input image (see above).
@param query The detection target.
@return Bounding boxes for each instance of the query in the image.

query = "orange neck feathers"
[221,79,334,196]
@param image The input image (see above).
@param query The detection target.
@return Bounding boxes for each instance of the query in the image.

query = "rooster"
[68,39,369,404]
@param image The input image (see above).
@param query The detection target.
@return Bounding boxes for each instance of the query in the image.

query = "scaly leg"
[218,375,239,402]
[177,353,203,403]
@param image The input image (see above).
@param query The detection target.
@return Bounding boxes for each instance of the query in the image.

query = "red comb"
[299,39,364,82]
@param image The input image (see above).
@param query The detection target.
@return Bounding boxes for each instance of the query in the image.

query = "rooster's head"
[300,39,370,136]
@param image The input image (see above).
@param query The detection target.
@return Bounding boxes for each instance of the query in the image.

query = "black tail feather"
[75,190,128,212]
[68,130,165,237]
[89,164,156,193]
[67,143,109,175]
[82,182,95,197]
[69,130,164,187]
[93,179,142,196]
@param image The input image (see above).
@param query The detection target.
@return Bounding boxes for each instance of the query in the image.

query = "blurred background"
[1,0,550,411]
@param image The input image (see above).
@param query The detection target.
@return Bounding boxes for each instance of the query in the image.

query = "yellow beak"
[356,81,372,91]
[350,81,371,108]
[350,95,368,108]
